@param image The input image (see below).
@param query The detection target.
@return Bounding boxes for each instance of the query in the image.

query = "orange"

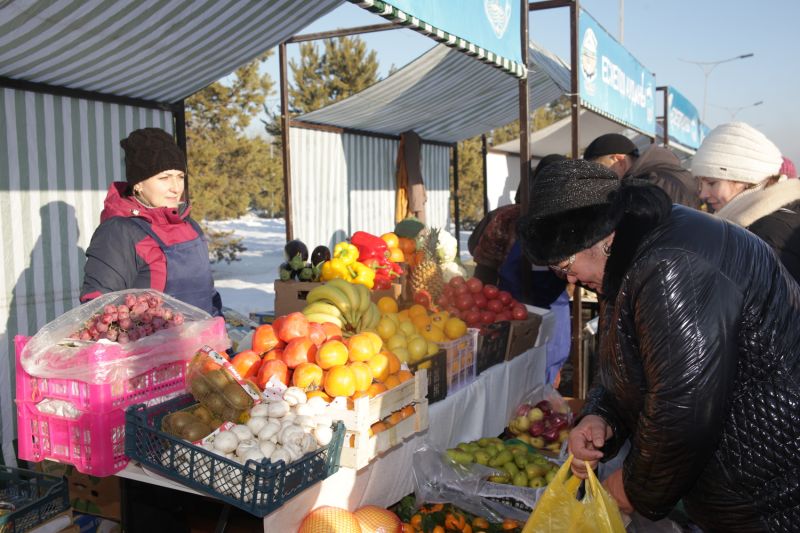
[410,515,423,529]
[383,374,401,390]
[360,331,383,353]
[323,365,356,398]
[370,421,388,435]
[376,296,399,314]
[398,237,416,255]
[387,411,403,425]
[407,304,427,319]
[367,353,390,382]
[384,351,401,375]
[388,247,405,263]
[411,314,431,331]
[347,333,378,362]
[316,340,348,369]
[348,361,373,392]
[366,382,387,398]
[292,362,323,390]
[401,524,415,533]
[380,232,400,249]
[306,390,332,403]
[396,369,413,383]
[397,309,410,322]
[399,404,415,420]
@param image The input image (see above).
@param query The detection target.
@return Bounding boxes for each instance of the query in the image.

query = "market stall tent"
[0,0,344,466]
[288,40,570,249]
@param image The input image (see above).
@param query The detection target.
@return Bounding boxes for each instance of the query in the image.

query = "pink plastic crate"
[17,401,128,476]
[14,317,226,413]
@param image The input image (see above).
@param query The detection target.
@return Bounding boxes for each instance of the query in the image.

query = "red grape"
[124,294,136,307]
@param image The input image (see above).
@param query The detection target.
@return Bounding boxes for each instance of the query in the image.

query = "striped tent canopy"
[297,40,570,144]
[0,0,343,103]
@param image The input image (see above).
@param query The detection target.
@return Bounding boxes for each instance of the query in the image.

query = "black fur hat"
[120,128,186,190]
[517,159,623,265]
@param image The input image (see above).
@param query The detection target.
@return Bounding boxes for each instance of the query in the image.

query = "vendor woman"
[80,127,222,316]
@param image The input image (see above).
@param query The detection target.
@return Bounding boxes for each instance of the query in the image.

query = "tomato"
[466,277,483,293]
[482,284,499,300]
[511,304,528,320]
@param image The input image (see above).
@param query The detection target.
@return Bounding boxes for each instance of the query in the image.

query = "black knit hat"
[583,133,639,160]
[120,128,186,189]
[517,159,623,265]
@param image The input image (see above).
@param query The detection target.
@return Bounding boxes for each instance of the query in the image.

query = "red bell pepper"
[350,231,389,261]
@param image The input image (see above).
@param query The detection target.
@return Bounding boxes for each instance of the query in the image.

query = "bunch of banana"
[302,279,380,334]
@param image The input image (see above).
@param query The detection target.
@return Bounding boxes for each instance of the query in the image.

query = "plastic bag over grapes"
[20,289,230,384]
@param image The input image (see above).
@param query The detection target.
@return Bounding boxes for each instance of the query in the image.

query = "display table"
[117,341,546,531]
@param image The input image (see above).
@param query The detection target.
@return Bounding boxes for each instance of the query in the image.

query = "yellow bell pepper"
[350,261,376,289]
[320,258,352,281]
[333,242,359,265]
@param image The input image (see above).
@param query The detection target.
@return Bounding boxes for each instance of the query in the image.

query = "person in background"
[517,158,800,531]
[81,128,222,315]
[469,154,570,384]
[693,122,800,283]
[780,156,797,179]
[583,133,700,208]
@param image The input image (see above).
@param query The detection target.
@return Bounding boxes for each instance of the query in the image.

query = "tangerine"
[408,304,427,319]
[384,351,401,374]
[366,382,387,398]
[383,374,401,390]
[399,404,415,419]
[396,369,414,383]
[370,421,388,435]
[306,390,332,403]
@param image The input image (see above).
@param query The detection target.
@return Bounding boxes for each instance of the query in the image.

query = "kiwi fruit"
[192,405,213,423]
[205,369,231,391]
[222,382,252,410]
[182,421,212,442]
[205,393,227,416]
[163,411,194,436]
[190,377,211,399]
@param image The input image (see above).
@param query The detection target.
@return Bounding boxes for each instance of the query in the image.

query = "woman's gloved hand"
[567,414,611,478]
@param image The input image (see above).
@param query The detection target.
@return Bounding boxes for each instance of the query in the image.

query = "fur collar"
[601,204,672,300]
[715,179,800,228]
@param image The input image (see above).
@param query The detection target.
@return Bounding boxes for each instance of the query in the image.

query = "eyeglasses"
[550,254,576,276]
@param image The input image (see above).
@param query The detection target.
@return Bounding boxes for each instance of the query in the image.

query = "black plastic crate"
[0,466,69,533]
[125,395,344,517]
[476,321,511,375]
[408,349,447,404]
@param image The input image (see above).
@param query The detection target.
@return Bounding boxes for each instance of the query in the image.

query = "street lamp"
[710,100,764,121]
[680,53,754,122]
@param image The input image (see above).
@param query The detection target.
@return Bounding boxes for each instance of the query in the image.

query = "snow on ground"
[207,214,475,317]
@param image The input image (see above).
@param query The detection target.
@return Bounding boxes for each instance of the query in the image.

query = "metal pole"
[618,0,624,43]
[481,134,489,215]
[279,42,293,242]
[659,86,669,147]
[518,0,530,211]
[570,0,586,399]
[173,100,188,200]
[453,144,461,257]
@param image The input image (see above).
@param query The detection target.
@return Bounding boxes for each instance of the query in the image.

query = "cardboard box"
[369,282,402,303]
[505,314,543,361]
[273,280,323,316]
[35,461,121,522]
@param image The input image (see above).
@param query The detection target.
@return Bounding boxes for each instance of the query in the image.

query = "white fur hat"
[692,122,783,184]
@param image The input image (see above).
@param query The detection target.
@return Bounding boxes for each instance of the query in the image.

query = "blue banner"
[578,9,656,136]
[667,86,701,149]
[699,123,712,144]
[383,0,522,65]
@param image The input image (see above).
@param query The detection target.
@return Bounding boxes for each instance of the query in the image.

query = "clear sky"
[254,0,799,163]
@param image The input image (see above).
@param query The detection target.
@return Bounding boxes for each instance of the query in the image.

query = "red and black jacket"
[80,182,222,312]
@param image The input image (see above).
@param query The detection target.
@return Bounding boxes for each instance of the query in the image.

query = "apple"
[527,407,544,422]
[529,420,545,437]
[549,413,570,431]
[536,400,553,416]
[558,429,570,443]
[529,436,545,449]
[542,426,560,443]
[514,415,531,432]
[515,403,532,417]
[483,284,499,300]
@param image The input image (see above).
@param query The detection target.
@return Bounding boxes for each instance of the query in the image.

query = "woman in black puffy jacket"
[517,159,800,532]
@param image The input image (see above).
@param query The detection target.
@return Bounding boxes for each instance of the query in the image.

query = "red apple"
[487,299,504,313]
[498,291,513,305]
[482,284,499,300]
[529,420,545,437]
[536,400,553,416]
[473,292,487,309]
[466,277,483,293]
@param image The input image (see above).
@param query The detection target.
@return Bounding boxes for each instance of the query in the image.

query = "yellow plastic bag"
[522,454,626,533]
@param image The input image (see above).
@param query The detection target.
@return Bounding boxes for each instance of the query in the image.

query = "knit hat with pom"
[692,122,782,184]
[120,128,186,190]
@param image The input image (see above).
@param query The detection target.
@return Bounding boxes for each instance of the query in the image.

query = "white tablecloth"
[118,341,547,531]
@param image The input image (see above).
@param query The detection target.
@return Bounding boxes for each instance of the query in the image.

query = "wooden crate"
[339,399,430,470]
[325,369,428,431]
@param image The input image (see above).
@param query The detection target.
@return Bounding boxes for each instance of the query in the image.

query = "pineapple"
[410,228,445,300]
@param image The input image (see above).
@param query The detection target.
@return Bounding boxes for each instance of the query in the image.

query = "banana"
[306,284,351,316]
[303,312,344,328]
[357,303,379,332]
[355,283,371,315]
[327,279,361,312]
[367,303,380,329]
[302,301,343,318]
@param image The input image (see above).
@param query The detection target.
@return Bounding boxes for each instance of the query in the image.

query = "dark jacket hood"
[625,146,700,208]
[100,182,190,225]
